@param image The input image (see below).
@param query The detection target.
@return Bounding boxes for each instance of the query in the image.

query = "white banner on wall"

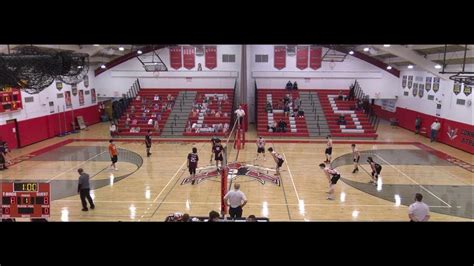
[381,99,397,112]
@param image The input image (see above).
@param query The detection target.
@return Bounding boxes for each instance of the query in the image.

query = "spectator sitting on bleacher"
[223,123,229,133]
[338,90,344,101]
[283,94,290,105]
[286,80,293,90]
[151,112,156,118]
[144,108,150,113]
[130,105,135,114]
[210,109,216,115]
[215,111,221,118]
[192,109,197,117]
[278,119,287,132]
[223,94,228,102]
[337,114,346,125]
[125,117,131,129]
[141,112,147,122]
[136,95,141,101]
[153,103,159,111]
[265,101,273,113]
[268,121,277,132]
[154,94,159,101]
[142,98,147,105]
[218,123,223,132]
[132,118,138,126]
[148,119,153,125]
[298,109,305,118]
[167,94,172,101]
[223,112,228,117]
[293,81,298,90]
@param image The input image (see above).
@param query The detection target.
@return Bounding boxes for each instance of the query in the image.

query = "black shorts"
[331,174,341,184]
[325,147,333,155]
[111,155,118,163]
[189,166,196,175]
[277,158,284,167]
[257,147,265,153]
[371,170,380,178]
[215,154,223,161]
[353,156,360,163]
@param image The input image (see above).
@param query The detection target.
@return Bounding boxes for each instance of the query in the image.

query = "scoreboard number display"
[2,182,51,219]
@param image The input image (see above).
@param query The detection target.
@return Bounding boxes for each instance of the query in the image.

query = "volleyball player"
[367,156,382,185]
[319,163,341,200]
[268,147,284,176]
[325,135,333,163]
[187,147,199,185]
[213,138,224,171]
[351,144,360,173]
[108,139,118,171]
[256,136,266,160]
[210,136,219,164]
[145,130,152,157]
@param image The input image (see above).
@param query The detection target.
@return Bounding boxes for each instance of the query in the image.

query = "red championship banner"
[205,46,217,69]
[169,46,182,69]
[310,46,322,70]
[274,46,286,70]
[183,46,195,70]
[296,46,309,70]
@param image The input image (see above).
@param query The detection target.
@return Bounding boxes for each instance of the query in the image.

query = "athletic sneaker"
[326,197,334,200]
[90,205,95,210]
[82,208,88,211]
[114,167,118,171]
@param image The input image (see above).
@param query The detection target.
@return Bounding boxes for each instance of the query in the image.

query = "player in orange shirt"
[108,139,118,170]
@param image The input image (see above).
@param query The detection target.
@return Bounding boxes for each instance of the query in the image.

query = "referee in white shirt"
[234,105,245,128]
[224,183,248,219]
[408,193,430,222]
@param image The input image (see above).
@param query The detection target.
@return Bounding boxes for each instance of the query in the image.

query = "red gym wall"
[373,105,474,154]
[0,105,100,148]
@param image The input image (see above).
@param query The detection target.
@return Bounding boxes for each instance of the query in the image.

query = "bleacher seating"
[183,89,234,137]
[115,89,182,137]
[317,89,377,138]
[257,89,309,137]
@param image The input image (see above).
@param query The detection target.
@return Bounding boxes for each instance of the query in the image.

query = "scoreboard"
[1,182,51,219]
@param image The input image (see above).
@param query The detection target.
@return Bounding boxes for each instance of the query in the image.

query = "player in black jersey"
[187,147,199,185]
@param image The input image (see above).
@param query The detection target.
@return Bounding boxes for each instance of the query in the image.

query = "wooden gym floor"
[1,120,472,221]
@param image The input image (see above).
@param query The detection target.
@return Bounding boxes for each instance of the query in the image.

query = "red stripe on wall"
[372,104,397,121]
[13,105,100,148]
[395,107,474,154]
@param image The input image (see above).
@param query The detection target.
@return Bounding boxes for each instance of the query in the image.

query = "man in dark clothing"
[286,80,292,90]
[415,116,422,134]
[77,168,95,211]
[145,130,152,157]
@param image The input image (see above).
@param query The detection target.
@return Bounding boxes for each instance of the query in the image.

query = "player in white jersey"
[319,163,341,200]
[351,144,360,173]
[256,136,266,161]
[324,135,333,163]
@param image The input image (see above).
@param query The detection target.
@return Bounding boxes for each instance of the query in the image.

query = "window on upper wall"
[222,54,235,63]
[403,91,409,96]
[456,99,466,105]
[24,97,34,103]
[255,54,268,63]
[427,95,434,100]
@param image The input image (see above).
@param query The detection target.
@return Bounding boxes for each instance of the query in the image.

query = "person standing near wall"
[430,119,441,142]
[234,105,246,128]
[415,116,422,135]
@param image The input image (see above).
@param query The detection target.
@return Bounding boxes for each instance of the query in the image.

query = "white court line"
[47,150,108,182]
[152,160,187,203]
[281,151,301,202]
[53,199,457,208]
[374,154,452,208]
